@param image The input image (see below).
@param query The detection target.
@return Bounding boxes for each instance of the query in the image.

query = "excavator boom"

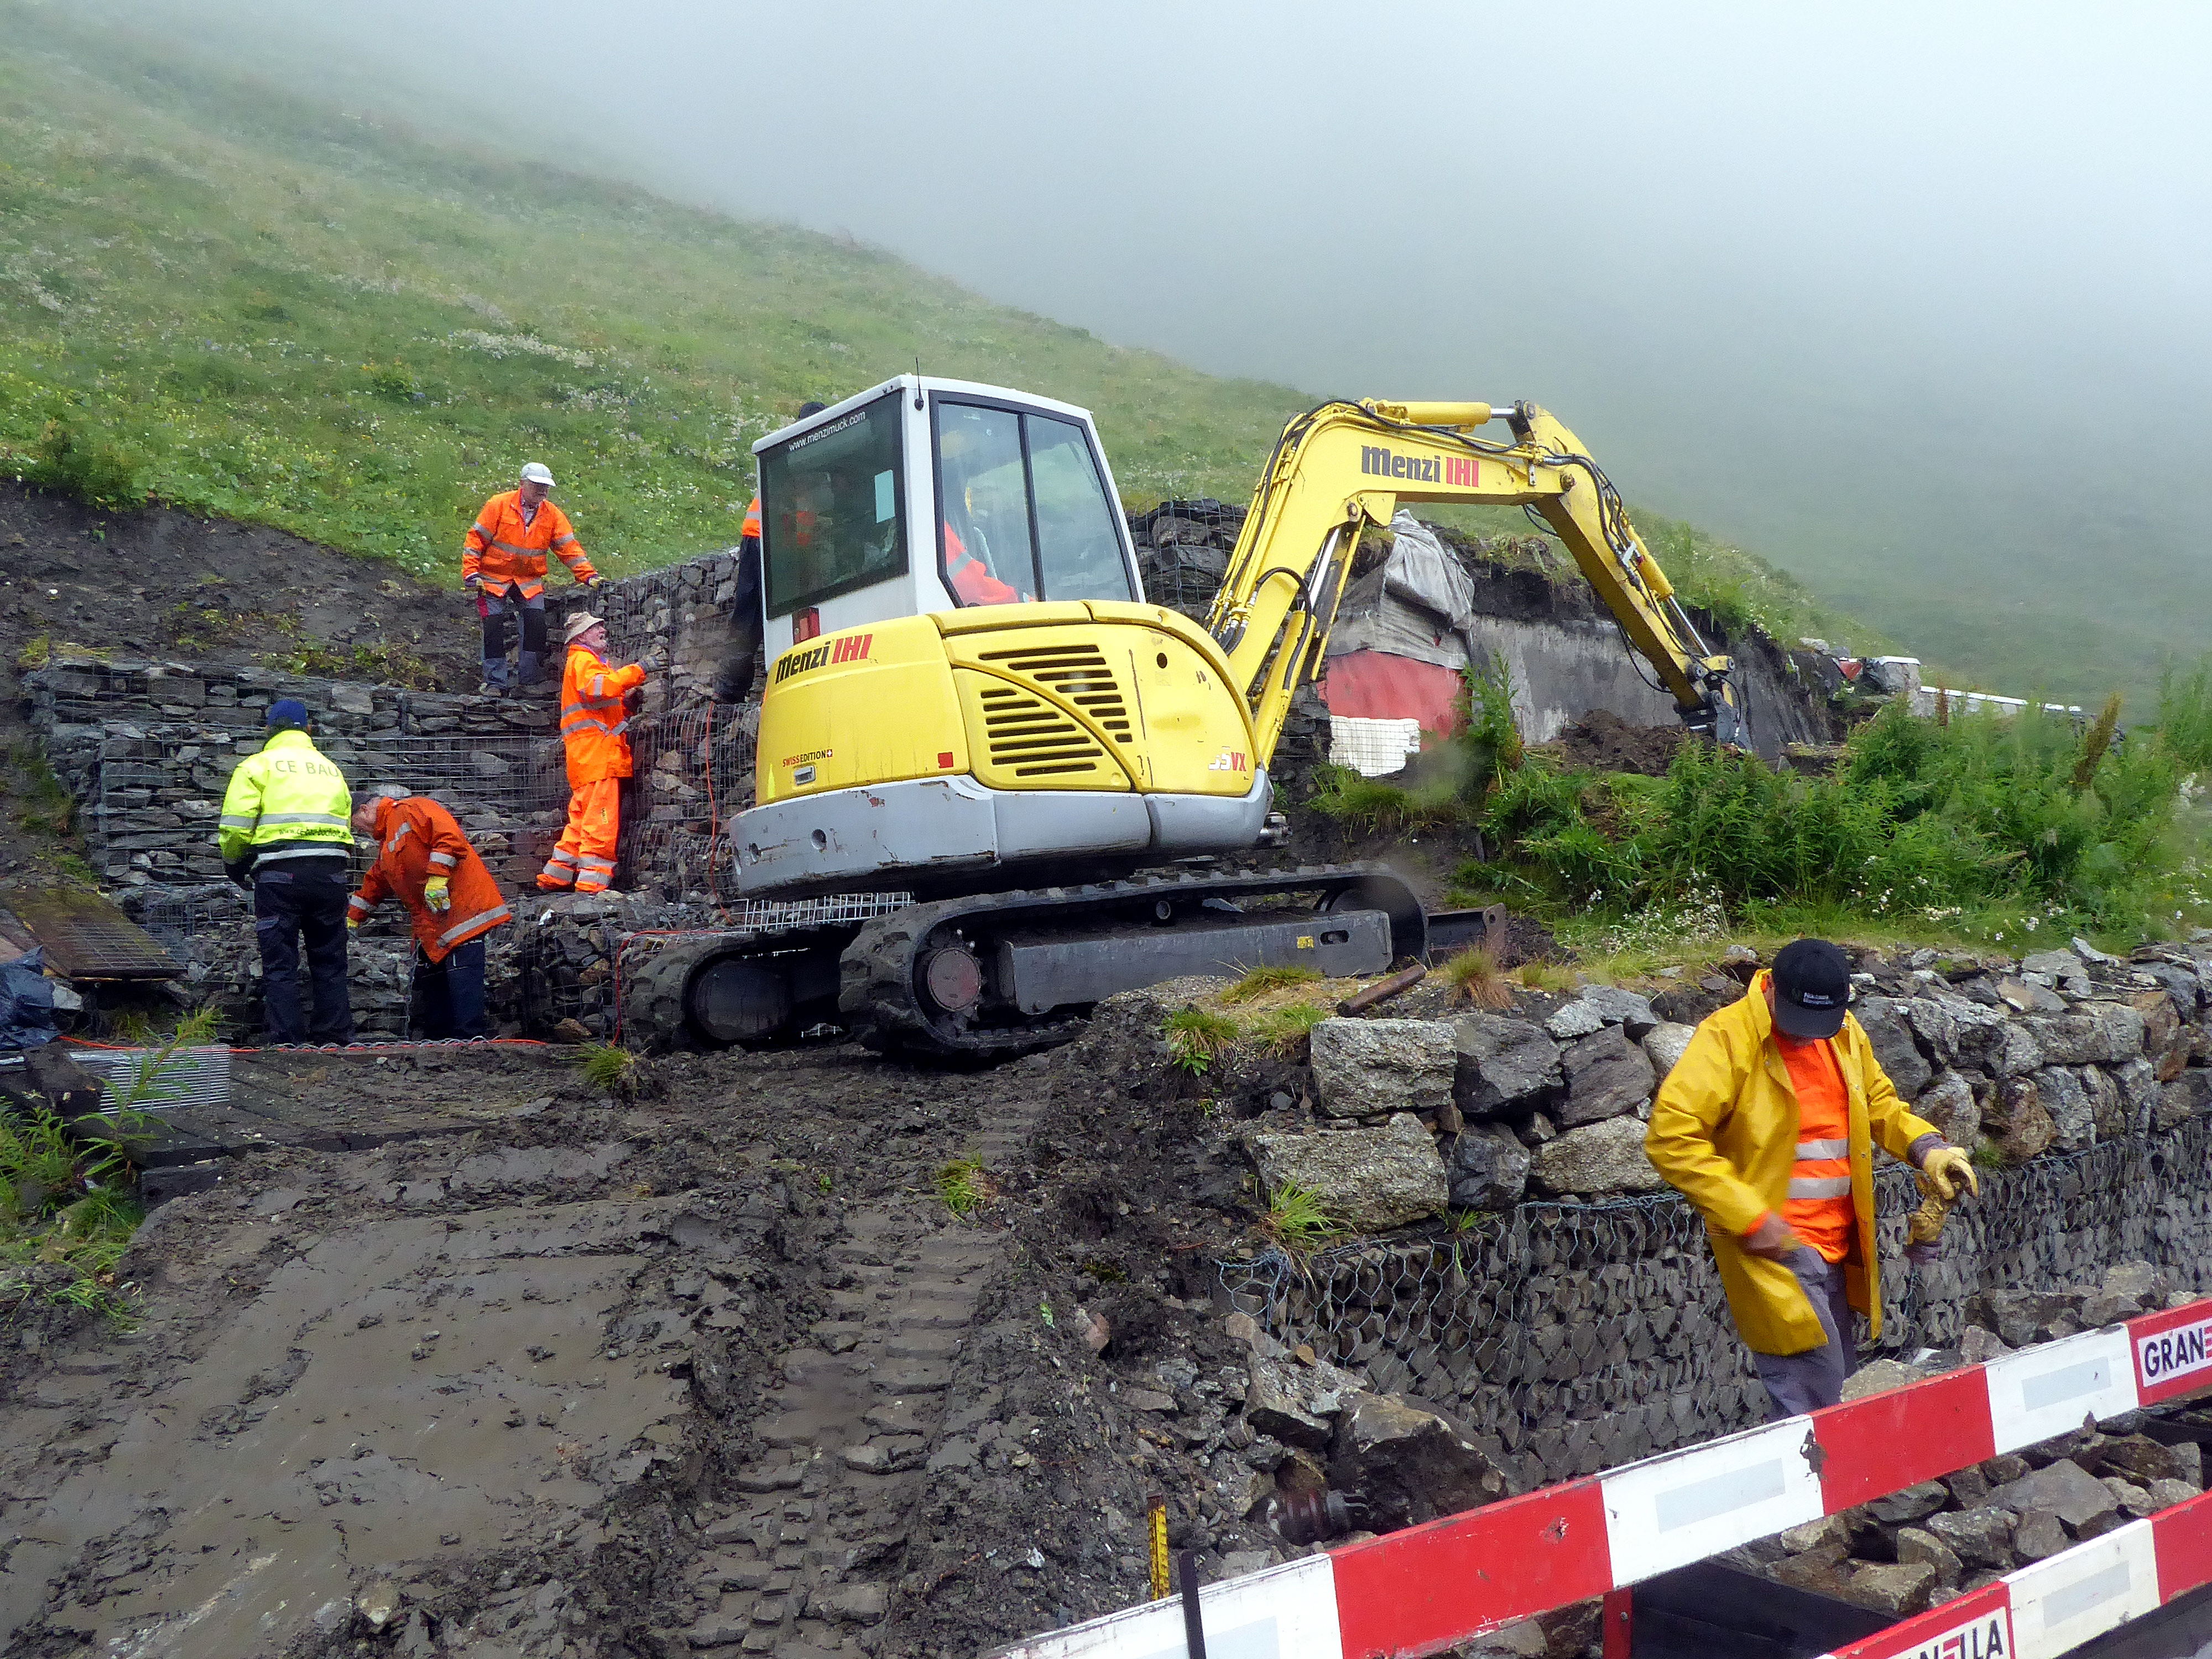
[1212,399,1744,758]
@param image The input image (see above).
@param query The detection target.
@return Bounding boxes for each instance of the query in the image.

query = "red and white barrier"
[1817,1489,2212,1659]
[996,1298,2212,1659]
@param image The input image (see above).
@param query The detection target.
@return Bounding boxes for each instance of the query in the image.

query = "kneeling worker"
[346,796,514,1039]
[1645,938,1979,1418]
[218,699,355,1045]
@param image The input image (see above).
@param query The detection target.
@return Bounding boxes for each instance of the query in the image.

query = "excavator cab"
[754,376,1142,658]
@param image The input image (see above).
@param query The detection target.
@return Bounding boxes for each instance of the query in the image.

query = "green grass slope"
[0,5,1866,655]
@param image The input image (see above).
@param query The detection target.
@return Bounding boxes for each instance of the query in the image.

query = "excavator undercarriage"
[624,865,1425,1058]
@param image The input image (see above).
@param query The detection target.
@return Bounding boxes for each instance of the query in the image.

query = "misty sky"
[105,0,2212,690]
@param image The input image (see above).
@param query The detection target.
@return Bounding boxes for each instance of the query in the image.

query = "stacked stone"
[24,654,560,890]
[1223,937,2212,1490]
[1733,1263,2206,1620]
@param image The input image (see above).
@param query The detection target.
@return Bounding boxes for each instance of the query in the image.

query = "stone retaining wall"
[1223,937,2212,1491]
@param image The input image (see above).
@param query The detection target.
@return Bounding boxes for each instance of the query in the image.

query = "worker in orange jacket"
[346,795,514,1039]
[539,613,663,896]
[463,462,606,692]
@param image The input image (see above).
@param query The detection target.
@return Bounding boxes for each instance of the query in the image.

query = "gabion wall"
[1222,1117,2212,1492]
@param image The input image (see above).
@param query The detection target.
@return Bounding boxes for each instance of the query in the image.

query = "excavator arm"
[1209,399,1747,759]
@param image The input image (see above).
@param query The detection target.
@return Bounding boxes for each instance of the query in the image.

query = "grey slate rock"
[2157,1068,2212,1130]
[1310,1018,1457,1119]
[1244,1114,1447,1233]
[2034,1067,2098,1151]
[1571,984,1660,1039]
[2012,1509,2069,1562]
[1556,1027,1658,1128]
[1896,1526,1963,1588]
[1987,1458,2117,1530]
[2026,1004,2146,1066]
[1244,1352,1363,1449]
[1923,1506,2015,1568]
[1453,1014,1562,1116]
[1447,1125,1532,1212]
[1530,1115,1665,1198]
[1914,1070,1979,1149]
[1642,1021,1698,1083]
[1855,998,1932,1100]
[1542,999,1608,1041]
[2113,1057,2159,1135]
[1865,1479,1948,1526]
[1846,1561,1937,1618]
[1902,997,1960,1066]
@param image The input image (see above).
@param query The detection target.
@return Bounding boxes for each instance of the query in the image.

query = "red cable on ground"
[70,1036,554,1057]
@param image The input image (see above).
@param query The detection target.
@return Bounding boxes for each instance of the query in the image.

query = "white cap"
[519,461,556,487]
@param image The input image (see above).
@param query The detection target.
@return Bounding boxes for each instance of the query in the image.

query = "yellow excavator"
[632,377,1742,1055]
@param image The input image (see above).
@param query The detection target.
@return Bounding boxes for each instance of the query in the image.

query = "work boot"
[480,658,510,693]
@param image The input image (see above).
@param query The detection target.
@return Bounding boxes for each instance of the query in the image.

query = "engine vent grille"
[975,646,1133,778]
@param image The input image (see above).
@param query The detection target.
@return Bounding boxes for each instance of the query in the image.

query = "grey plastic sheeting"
[1324,510,1479,671]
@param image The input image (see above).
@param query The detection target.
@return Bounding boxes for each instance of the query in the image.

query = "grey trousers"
[1752,1247,1858,1419]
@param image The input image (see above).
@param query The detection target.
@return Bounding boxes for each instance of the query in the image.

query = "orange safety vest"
[463,491,598,599]
[742,495,761,540]
[347,796,513,963]
[560,644,646,786]
[944,523,1020,606]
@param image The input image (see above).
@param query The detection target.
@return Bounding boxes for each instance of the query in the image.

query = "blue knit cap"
[265,698,311,732]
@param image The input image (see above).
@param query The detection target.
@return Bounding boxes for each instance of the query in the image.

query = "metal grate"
[69,1045,232,1112]
[732,891,912,931]
[3,889,180,980]
[1218,1117,2212,1492]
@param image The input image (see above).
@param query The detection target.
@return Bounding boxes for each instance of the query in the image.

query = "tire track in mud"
[670,1078,1046,1658]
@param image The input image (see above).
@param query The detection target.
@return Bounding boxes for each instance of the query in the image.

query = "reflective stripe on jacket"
[217,729,353,867]
[1643,973,1938,1356]
[462,491,597,599]
[347,796,512,963]
[559,644,646,786]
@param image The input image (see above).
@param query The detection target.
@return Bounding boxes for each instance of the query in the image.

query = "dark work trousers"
[254,864,354,1045]
[411,937,489,1040]
[1753,1246,1858,1419]
[478,587,548,687]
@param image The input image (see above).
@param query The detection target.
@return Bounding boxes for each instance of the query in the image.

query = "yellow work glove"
[1922,1144,1979,1202]
[346,917,359,931]
[424,876,452,913]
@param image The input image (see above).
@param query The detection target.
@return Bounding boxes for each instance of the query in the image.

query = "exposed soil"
[0,482,483,890]
[0,481,478,696]
[1535,707,1688,778]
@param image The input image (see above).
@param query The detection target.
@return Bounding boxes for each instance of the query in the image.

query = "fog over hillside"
[72,0,2212,703]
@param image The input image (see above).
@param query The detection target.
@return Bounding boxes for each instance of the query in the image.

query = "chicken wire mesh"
[1219,1119,2212,1490]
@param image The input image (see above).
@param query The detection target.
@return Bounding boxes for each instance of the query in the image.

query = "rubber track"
[840,862,1423,1060]
[622,923,864,1051]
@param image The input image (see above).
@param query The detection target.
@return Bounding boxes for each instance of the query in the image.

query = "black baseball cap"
[1771,938,1851,1039]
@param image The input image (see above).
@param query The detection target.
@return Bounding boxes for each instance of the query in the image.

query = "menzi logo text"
[1360,446,1482,488]
[774,632,874,684]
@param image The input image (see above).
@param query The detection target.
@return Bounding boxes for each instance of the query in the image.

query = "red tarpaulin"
[1320,651,1464,735]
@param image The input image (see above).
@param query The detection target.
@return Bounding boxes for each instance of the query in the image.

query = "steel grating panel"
[67,1045,232,1112]
[4,889,180,979]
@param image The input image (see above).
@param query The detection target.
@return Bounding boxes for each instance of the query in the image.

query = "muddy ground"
[0,1003,1321,1659]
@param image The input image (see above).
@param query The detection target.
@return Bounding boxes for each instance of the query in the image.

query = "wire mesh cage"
[1219,1119,2212,1491]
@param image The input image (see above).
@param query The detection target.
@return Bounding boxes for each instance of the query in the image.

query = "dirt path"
[0,1041,1047,1659]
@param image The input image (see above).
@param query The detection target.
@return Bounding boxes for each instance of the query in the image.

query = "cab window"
[759,393,907,615]
[933,399,1134,607]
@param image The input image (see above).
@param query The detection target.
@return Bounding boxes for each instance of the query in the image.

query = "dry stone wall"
[20,551,753,1039]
